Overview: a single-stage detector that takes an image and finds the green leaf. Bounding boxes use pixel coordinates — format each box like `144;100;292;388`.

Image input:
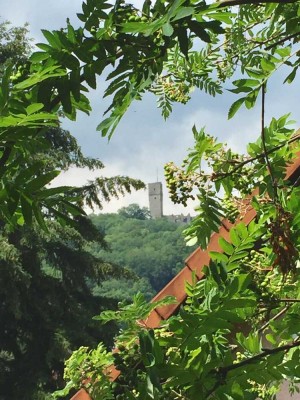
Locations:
226;298;256;309
186;236;198;246
26;171;60;193
189;21;211;43
61;200;85;216
206;11;236;24
162;23;174;37
232;79;260;88
57;78;73;115
26;103;44;115
228;97;245;119
84;64;97;89
237;274;251;292
21;194;33;225
37;186;73;199
0;65;12;111
178;27;189;57
245;68;265;79
245;89;259;110
275;47;291;58
42;29;62;49
172;7;194;22
219;237;234;255
32;203;48;231
209;251;228;263
14;66;67;90
284;67;297;84
229;228;240;246
121;22;151;34
67;23;77;44
29;52;49;62
261;58;275;72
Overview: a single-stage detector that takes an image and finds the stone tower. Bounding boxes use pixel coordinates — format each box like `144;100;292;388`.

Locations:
148;182;163;219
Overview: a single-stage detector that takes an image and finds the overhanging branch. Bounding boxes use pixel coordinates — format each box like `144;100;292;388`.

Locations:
219;339;300;375
218;0;298;7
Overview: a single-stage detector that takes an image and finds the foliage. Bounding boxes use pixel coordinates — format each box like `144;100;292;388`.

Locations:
0;121;144;397
2;0;300;399
56;254;300;400
165;115;299;249
118;204;151;220
2;1;300;226
15;0;298;140
93;277;154;303
53;343;114;400
0;22;145;399
47;1;300;399
0;18;146;229
90;212;196;295
0;217;130;399
0;20;32;72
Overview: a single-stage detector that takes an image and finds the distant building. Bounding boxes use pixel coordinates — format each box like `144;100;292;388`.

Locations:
148;182;163;219
166;213;192;225
148;182;191;224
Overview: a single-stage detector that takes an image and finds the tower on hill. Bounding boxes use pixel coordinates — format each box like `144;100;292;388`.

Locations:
148;182;163;219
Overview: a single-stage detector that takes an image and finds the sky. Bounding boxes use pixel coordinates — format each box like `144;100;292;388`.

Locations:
1;1;300;215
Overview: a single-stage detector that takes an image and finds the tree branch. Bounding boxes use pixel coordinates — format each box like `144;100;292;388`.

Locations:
219;339;300;375
278;298;300;303
214;132;300;181
258;305;289;333
206;330;300;398
265;31;300;51
218;0;298;7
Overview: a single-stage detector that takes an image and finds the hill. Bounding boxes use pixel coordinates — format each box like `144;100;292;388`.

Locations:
90;207;195;301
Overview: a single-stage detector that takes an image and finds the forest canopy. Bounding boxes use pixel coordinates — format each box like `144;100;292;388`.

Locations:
90;209;196;299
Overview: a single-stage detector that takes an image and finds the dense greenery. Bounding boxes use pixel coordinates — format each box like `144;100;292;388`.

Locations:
1;218;121;399
2;0;300;399
0;21;144;399
90;208;196;299
118;204;151;220
42;1;300;399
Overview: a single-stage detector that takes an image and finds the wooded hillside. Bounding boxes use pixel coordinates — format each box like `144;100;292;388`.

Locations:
90;208;196;300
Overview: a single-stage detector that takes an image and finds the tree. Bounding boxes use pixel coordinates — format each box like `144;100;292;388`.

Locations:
118;204;151;220
0;22;146;399
44;1;300;399
0;20;32;72
0;16;147;228
0;123;144;399
90;213;196;295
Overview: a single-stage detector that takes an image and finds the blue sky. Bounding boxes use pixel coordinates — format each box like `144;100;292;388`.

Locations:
1;1;299;215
